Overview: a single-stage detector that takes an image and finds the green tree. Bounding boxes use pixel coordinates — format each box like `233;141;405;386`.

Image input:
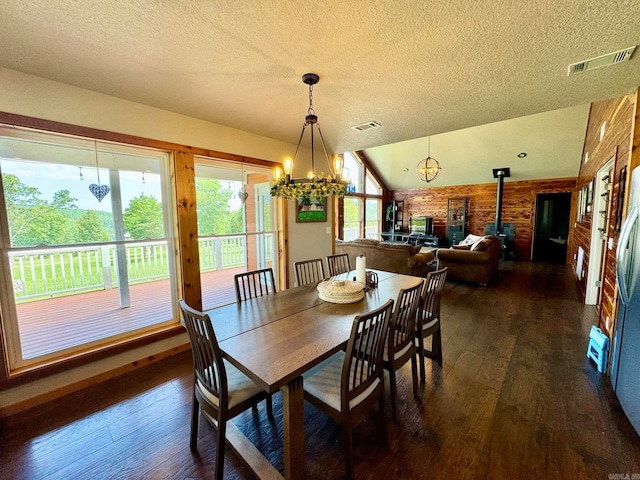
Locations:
123;193;164;240
2;174;77;246
75;210;111;243
195;178;240;235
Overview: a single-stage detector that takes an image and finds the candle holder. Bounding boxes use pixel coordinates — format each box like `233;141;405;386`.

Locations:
366;271;379;288
352;270;378;291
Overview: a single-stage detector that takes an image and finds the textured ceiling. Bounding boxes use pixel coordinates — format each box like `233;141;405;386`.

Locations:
0;0;639;188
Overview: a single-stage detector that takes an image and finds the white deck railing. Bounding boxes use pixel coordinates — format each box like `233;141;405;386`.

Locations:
9;232;275;301
343;225;380;241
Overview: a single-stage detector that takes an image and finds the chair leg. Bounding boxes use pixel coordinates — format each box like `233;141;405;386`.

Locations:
379;392;389;451
215;418;227;480
343;418;355;480
417;335;426;383
410;354;419;398
190;395;199;452
434;330;443;366
266;395;274;418
389;367;398;424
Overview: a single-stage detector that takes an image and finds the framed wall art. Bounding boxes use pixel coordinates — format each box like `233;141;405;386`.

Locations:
577;188;584;223
586;180;594;213
295;196;327;223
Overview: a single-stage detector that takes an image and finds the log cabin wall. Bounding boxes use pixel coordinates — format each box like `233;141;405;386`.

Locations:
573;92;638;337
392;177;577;262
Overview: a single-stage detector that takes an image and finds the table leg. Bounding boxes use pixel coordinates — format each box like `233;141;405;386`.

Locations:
282;376;305;480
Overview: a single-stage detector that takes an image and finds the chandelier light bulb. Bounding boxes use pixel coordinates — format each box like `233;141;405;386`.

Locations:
332;155;344;178
283;157;294;175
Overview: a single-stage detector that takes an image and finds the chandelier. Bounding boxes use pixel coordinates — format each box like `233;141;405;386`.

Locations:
416;136;442;183
271;73;349;201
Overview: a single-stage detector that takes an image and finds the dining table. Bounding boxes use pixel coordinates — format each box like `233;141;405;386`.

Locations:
206;269;424;480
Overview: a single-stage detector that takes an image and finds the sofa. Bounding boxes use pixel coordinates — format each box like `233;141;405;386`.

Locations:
335;238;436;277
436;234;501;285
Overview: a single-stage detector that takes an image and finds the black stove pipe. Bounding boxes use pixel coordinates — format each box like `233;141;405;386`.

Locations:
495;170;505;235
492;167;510;236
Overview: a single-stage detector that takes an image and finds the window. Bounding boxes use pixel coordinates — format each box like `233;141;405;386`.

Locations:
0;126;177;370
365;199;380;238
194;157;277;309
338;152;383;239
343;197;362;241
343;153;362;193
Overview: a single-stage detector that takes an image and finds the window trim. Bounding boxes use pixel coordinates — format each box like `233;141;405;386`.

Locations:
0;111;278;387
338;152;386;239
0;128;179;370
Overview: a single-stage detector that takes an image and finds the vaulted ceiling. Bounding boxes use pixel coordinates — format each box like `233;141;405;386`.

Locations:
1;1;639;188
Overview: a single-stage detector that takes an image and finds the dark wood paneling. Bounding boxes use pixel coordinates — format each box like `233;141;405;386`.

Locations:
392;178;577;261
573;93;637;337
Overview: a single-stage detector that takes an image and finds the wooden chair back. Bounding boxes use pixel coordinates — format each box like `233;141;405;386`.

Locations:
179;300;228;411
234;268;276;303
294;258;326;286
389;281;423;355
341;299;394;413
327;253;351;276
420;267;448;325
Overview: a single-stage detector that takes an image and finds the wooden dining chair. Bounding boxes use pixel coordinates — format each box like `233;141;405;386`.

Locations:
303;299;394;480
384;280;423;423
179;300;272;480
326;253;351;276
294;258;326;286
415;267;448;382
234;267;276;303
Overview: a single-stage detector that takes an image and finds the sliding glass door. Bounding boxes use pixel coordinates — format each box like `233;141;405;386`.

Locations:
194;157;277;309
0;126;177;369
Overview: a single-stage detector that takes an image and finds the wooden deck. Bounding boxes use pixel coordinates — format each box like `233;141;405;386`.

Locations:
16;267;244;360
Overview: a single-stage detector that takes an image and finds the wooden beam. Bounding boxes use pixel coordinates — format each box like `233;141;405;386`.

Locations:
354;150;389;197
174;151;202;311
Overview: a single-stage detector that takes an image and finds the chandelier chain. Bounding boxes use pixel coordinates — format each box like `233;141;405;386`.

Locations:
308;84;315;116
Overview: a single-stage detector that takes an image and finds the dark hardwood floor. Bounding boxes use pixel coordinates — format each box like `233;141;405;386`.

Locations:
2;262;639;479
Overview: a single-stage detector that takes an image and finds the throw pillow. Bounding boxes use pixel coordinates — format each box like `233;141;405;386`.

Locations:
471;237;492;251
459;234;483;246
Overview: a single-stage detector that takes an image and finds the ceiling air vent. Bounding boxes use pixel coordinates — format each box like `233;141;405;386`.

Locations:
351;121;381;132
568;46;636;75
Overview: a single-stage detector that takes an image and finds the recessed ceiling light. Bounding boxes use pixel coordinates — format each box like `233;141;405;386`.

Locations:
517;152;527;158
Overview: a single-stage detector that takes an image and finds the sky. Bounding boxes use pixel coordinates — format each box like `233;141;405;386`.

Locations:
1;158;162;212
1;158;245;212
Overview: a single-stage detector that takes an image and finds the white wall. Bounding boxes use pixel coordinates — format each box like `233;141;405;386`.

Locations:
287;198;334;287
0;68;324;410
0;68;293;161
